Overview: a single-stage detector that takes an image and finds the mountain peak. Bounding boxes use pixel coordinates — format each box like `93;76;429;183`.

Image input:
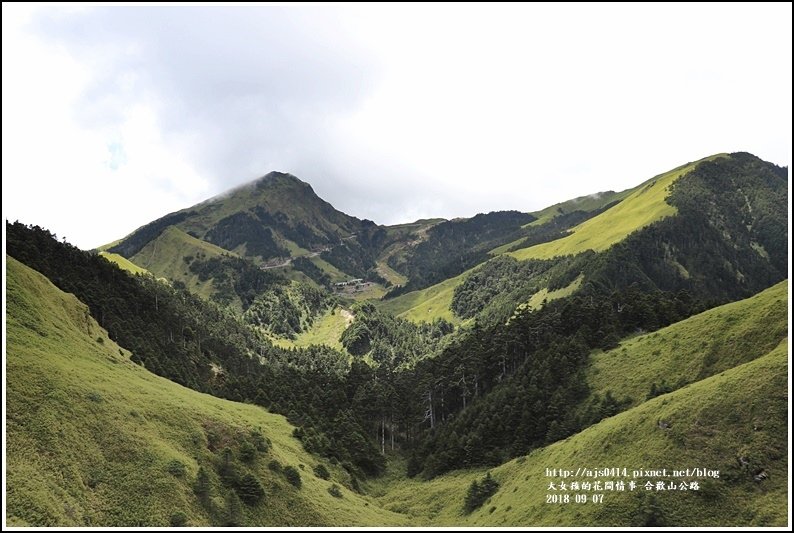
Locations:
256;171;307;187
107;168;367;264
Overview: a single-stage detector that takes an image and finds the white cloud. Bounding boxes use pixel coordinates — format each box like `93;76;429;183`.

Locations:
2;4;791;248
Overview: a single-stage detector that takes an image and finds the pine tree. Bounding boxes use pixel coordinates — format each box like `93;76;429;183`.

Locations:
236;474;265;505
225;491;243;526
193;467;211;507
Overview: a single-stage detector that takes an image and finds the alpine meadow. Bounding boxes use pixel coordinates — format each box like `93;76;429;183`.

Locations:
5;151;789;527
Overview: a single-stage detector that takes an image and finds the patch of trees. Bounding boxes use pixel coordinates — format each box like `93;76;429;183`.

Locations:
253;206;336;250
188;254;285;309
291;257;332;287
406;284;705;478
320;239;378;279
385;211;535;296
582;152;788;303
205;212;290;260
191;426;273;525
450;253;591;322
340;302;454;366
464;472;500;513
243;283;334;338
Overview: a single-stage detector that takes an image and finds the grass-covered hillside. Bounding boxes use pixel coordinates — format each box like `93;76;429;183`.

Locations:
508;155;725;260
586;280;788;408
378;152;785;326
269;307;353;351
129;226;234;300
97;251;150;276
373;283;788;525
377;271;467;324
376;339;787;526
5;257;408;527
380;158;713;323
527;188;633;227
5;257;788;526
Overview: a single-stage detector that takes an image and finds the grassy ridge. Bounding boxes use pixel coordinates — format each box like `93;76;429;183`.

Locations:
587;280;788;408
377;272;466;324
374;340;788;526
508;158;725;261
130;226;234;300
5;257;408;527
97;252;150;276
489;189;635;255
528;188;634;227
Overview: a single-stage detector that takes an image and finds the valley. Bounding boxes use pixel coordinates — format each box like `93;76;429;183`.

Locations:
5;151;789;527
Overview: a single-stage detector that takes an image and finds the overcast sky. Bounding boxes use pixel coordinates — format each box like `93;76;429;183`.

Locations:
2;4;791;249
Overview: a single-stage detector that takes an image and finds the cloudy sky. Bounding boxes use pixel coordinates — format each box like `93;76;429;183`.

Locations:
2;4;791;249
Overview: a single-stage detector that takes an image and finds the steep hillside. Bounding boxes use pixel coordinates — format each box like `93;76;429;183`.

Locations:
377;219;446;282
103;171;396;312
508;155;723;260
380;158;711;323
384;211;535;294
490;170;682;256
183;172;365;251
586;280;788;409
5;256;408;527
97;251;150;276
379;152;786;324
129;226;235;300
528;188;633;227
377;271;467;324
107;172;385;274
7;254;787;526
376;340;788;526
7;222;387;480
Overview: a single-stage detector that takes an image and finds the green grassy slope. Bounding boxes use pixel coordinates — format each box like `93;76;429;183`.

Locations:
97;252;150;276
516;274;584;313
489;190;629;255
5;257;409;527
375;340;788;526
376;260;408;287
130;226;234;300
95;239;123;252
6;254;788;527
509;155;726;260
307;256;349;283
270;307;353;351
587;280;788;408
377;272;466;324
